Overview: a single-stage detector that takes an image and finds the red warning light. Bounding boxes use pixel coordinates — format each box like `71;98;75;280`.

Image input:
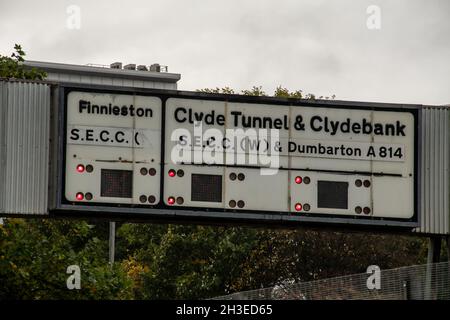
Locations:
76;164;85;173
167;196;175;205
295;203;302;211
76;192;84;201
295;176;302;184
168;169;176;177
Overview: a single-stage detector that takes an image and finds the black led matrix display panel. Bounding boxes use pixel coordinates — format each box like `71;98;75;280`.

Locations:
317;181;349;209
191;174;222;202
101;169;133;198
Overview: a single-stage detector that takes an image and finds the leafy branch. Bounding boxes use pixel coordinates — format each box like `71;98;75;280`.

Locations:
0;44;47;80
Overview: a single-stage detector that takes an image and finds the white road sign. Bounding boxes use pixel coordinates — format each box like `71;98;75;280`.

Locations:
164;98;415;219
63;90;417;224
65;91;162;205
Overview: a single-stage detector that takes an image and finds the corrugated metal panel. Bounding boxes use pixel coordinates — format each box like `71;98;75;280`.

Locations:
113;78;124;86
34;60;179;89
415;107;450;234
24;60;181;84
45;71;178;90
0;81;7;209
100;77;113;86
0;80;50;215
133;80;144;88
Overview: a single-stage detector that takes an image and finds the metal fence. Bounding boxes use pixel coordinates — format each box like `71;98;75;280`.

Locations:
214;261;450;300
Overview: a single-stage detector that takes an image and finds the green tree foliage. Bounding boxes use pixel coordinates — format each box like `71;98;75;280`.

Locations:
117;224;261;299
0;219;133;299
197;87;236;95
197;85;329;100
115;223;426;299
0;44;47;80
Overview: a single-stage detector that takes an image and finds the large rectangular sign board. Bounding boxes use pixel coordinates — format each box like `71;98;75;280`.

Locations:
55;85;419;229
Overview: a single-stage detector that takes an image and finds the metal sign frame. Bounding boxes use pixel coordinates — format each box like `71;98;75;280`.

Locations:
51;83;421;230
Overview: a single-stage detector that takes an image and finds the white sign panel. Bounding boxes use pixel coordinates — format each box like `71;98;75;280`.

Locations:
62;90;417;224
65;91;162;205
164;98;415;219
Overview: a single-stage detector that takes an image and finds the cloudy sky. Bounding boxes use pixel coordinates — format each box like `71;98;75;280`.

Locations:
0;0;449;105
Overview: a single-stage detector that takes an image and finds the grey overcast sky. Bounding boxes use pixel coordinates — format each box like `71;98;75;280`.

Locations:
0;0;449;105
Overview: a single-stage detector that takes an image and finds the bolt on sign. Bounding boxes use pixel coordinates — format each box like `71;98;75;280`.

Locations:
57;86;419;229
